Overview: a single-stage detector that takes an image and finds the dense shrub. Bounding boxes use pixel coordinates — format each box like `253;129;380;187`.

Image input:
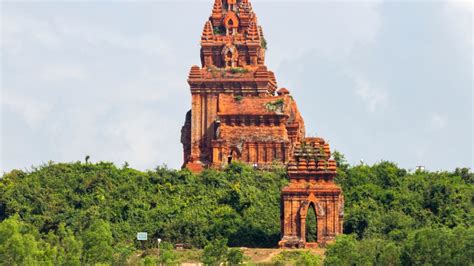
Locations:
201;238;229;265
273;250;321;266
0;156;472;264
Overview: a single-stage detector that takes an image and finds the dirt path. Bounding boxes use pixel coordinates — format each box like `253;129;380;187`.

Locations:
243;248;282;263
243;248;326;263
135;248;327;265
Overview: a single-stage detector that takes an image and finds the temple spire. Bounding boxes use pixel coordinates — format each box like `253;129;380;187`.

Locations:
201;21;214;42
239;0;252;27
211;0;223;26
212;0;222;13
247;20;260;42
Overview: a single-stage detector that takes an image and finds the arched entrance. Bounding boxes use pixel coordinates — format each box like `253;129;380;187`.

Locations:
305;202;318;243
279;139;344;249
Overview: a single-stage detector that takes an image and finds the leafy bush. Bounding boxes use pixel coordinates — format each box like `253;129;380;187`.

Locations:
142;255;158;266
227;248;245;265
82;219;114;264
261;36;268;49
401;227;474;265
0;215;44;265
0;156;472;264
230;67;249;74
201;238;228;265
272;250;320;266
157;242;178;265
264;99;285;112
324;228;473;266
213;26;224;35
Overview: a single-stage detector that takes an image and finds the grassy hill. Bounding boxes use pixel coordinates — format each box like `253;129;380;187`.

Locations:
0;155;472;265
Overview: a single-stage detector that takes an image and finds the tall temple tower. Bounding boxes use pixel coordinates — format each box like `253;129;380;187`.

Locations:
181;0;305;172
180;0;343;247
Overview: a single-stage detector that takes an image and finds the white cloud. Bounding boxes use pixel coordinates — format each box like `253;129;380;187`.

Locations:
443;0;473;50
1;7;185;172
431;113;448;130
1;90;52;127
1;13;62;53
354;77;388;113
53;16;172;57
446;0;473;11
2;11;173;60
107;68;184;104
263;1;382;69
104;109;176;169
44;102;179;170
39;64;87;82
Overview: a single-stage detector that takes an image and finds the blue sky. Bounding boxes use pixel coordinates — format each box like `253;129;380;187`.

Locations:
1;0;472;172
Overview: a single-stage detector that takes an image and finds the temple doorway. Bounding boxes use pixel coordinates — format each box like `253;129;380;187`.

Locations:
305;203;318;243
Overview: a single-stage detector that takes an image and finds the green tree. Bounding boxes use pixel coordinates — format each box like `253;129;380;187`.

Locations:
82;219;113;265
0;215;43;265
113;243;135;265
295;251;321;266
272;251;320;266
201;238;228;265
157;242;178;265
324;235;358;266
227;248;244;265
402;227;473;265
378;242;401;266
0;158;472;264
53;223;83;266
142;255;158;266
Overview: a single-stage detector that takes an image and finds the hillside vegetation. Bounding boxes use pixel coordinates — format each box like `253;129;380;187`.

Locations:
0;154;472;265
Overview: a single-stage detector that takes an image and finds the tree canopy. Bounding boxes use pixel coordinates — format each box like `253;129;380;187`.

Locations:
0;155;472;265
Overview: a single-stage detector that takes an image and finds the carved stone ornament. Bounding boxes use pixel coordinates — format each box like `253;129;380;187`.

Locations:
316;202;325;216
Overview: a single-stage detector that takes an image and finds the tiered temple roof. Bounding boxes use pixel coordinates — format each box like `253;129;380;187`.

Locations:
180;0;344;248
287;138;338;177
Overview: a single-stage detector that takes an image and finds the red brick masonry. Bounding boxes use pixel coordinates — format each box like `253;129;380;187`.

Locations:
180;0;343;246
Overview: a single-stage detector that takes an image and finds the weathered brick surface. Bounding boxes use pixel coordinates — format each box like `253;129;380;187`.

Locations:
181;0;304;170
180;0;344;247
279;139;344;248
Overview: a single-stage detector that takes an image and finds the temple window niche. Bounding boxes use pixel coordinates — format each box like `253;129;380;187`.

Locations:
224;11;238;36
226;51;233;67
222;45;237;68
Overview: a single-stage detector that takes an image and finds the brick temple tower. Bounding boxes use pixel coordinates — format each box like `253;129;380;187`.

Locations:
181;0;305;172
279;138;344;248
180;0;344;247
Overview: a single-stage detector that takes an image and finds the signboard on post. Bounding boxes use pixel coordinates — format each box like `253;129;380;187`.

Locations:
137;232;148;241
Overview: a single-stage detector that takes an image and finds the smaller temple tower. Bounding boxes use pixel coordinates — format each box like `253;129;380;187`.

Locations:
279;138;344;248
